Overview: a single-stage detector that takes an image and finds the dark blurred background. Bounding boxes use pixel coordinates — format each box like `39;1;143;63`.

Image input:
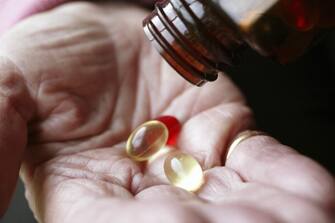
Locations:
1;21;334;223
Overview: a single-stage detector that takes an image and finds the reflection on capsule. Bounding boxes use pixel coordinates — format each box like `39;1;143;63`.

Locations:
126;120;168;161
164;152;204;192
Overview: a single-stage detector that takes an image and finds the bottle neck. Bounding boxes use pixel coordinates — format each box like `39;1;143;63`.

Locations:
143;0;244;86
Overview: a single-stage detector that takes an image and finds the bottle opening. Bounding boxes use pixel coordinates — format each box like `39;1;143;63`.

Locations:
143;0;239;86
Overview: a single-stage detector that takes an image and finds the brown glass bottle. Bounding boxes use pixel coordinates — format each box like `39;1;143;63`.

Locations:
143;0;335;86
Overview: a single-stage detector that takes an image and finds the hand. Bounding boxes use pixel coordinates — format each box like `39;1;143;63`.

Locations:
0;2;334;223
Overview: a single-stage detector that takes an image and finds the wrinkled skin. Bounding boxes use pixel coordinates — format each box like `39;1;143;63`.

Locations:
0;2;334;223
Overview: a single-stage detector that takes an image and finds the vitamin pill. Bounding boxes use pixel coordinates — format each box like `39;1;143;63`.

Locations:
126;120;168;161
164;152;204;192
156;116;181;146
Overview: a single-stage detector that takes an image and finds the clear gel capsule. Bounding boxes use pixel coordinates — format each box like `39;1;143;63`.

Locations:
164;152;204;192
126;120;168;161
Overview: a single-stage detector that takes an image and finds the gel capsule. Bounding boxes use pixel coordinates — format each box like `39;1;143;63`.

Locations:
126;120;168;161
156;116;181;146
164;152;204;192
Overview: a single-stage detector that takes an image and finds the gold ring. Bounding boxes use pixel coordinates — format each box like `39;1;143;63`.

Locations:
226;130;266;161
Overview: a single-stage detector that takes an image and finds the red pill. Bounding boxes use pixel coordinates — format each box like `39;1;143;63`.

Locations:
156;116;181;146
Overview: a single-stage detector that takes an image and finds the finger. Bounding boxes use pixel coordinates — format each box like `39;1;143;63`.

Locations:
197;166;333;222
205;183;332;223
177;102;253;169
0;56;34;216
226;134;335;209
165;75;253;169
146;62;253;167
158;74;247;123
192;203;281;223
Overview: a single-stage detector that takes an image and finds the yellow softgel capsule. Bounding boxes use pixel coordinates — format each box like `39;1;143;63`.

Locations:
164;152;204;192
126;120;168;161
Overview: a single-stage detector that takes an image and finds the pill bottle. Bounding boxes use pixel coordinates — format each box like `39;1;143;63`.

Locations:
143;0;335;86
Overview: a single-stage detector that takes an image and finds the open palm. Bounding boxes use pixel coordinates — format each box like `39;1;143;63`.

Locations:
0;2;334;223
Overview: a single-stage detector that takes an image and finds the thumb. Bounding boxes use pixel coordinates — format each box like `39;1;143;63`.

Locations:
0;56;34;216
